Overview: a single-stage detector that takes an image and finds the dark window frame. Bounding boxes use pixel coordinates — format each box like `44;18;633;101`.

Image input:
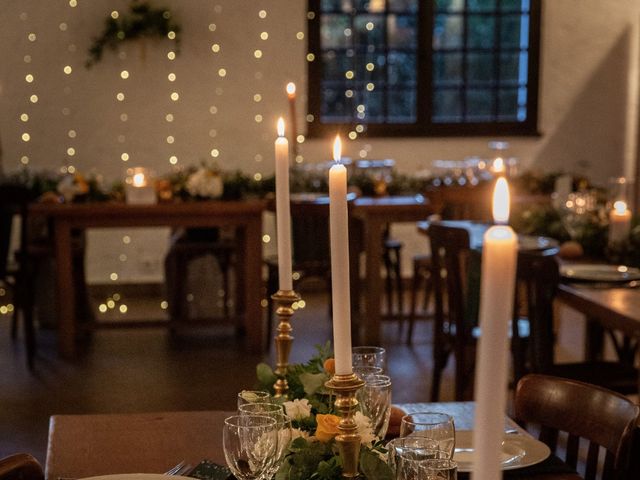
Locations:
307;0;541;138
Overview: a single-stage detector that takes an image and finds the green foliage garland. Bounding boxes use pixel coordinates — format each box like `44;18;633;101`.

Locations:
86;0;181;68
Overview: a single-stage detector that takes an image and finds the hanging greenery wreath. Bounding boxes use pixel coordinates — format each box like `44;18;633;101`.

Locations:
86;0;181;68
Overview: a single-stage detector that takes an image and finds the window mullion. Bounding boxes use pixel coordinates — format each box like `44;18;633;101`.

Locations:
461;0;469;122
494;0;503;120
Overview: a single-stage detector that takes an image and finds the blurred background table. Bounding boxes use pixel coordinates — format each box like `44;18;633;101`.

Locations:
29;200;266;358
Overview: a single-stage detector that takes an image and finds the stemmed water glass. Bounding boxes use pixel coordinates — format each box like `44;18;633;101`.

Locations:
352;346;386;372
237;390;271;408
400;412;455;459
238;403;292;478
357;374;392;439
223;414;278;480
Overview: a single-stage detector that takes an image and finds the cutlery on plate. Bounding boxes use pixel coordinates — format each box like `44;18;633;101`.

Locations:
165;461;192;476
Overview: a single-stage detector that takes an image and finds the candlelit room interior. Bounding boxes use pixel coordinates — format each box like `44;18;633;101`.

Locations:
2;1;640;479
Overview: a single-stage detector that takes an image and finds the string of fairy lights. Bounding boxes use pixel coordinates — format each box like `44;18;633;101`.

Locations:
3;1;352;318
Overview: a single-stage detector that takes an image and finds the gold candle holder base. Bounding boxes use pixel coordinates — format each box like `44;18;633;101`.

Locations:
325;372;366;478
272;289;301;398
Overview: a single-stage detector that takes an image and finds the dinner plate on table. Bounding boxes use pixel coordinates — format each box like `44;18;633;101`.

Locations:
80;474;193;480
560;264;640;282
453;430;550;472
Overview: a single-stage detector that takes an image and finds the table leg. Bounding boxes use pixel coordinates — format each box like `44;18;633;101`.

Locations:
361;217;384;345
585;316;605;361
241;215;264;353
54;220;76;358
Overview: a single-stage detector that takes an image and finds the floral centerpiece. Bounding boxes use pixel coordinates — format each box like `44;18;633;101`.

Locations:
255;343;393;480
184;164;224;199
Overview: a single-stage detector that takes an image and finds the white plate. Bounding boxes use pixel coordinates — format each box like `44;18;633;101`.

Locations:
81;474;193;480
560;264;640;282
453;431;550;472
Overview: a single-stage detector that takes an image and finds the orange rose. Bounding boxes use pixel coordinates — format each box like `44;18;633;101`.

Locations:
315;414;341;442
323;358;335;375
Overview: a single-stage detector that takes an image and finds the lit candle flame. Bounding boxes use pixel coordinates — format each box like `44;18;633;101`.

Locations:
132;172;146;187
492;157;505;173
333;135;342;162
492;177;510;224
286;82;296;98
277;117;285;137
614;200;628;215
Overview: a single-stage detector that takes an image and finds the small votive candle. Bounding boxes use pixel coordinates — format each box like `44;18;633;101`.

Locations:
609;200;631;245
125;167;157;205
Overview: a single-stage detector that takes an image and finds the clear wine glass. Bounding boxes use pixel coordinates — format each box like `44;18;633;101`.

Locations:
223;414;277;480
400;412;455;459
357;374;392;439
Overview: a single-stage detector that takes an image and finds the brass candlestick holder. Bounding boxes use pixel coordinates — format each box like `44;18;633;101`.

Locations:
325;372;366;478
272;289;301;397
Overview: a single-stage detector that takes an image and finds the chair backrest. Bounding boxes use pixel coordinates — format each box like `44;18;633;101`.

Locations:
0;453;44;480
513;248;561;373
289;199;331;269
515;374;640;480
0;184;33;279
428;223;477;340
427;183;494;221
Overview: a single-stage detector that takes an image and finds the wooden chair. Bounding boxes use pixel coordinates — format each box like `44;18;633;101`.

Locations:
515;374;640;480
406;253;433;343
164;228;236;329
265;198;333;339
514;250;638;394
0;454;44;480
0;184;37;369
428;221;536;400
407;184;491;344
428;222;480;401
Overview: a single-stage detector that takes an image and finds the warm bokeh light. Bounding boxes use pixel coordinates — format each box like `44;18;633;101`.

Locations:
132;172;146;187
492;157;505;173
333;135;342;162
277;117;285;136
286;82;296;98
492;177;510;224
614;200;628;214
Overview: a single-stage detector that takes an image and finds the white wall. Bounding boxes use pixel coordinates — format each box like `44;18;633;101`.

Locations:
1;0;639;283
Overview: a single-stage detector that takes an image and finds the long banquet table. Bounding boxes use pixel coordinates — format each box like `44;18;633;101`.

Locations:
29;199;267;358
44;402;580;480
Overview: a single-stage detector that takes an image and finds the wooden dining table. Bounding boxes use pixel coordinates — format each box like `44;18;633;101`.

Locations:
44;402;580;480
557;281;640;362
29;199;267;358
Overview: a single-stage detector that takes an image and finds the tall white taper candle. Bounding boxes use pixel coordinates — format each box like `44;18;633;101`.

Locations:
329;135;353;375
275;118;293;291
472;177;518;480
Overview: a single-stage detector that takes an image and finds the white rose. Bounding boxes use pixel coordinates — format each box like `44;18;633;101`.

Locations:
290;428;310;441
186;169;223;198
283;398;312;420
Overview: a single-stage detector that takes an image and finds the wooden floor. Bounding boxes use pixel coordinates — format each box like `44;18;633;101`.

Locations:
0;287;449;464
